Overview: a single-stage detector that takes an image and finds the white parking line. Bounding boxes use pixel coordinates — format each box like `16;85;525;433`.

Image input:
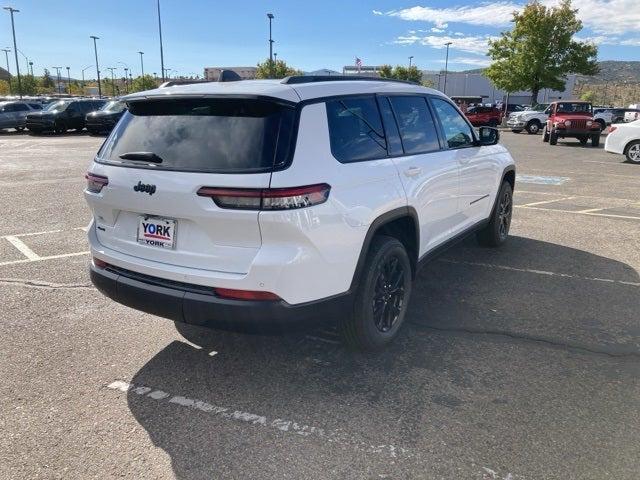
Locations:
515;205;640;221
519;196;575;207
438;258;640;287
4;236;40;260
0;251;89;267
107;380;409;458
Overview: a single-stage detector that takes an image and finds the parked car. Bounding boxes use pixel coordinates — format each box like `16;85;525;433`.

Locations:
507;103;549;134
624;106;640;123
85;76;516;351
464;105;502;127
542;101;601;147
604;120;640;163
86;100;127;135
26;98;106;134
0;101;42;132
503;104;526;116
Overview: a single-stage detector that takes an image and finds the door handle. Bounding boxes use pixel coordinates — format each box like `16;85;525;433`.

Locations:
404;167;422;177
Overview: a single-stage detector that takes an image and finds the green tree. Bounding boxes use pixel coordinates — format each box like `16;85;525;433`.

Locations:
130;75;157;93
485;0;598;104
255;59;303;79
379;64;422;84
41;69;55;89
580;90;595;102
0;79;9;95
10;75;38;95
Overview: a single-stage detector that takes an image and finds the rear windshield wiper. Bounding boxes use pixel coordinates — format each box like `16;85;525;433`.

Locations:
119;152;164;163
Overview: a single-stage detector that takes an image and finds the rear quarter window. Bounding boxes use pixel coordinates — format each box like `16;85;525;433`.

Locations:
97;98;295;173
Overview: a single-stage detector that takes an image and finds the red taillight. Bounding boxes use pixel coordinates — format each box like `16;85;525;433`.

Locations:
86;172;109;193
92;257;109;269
609;126;617;133
214;287;281;301
197;183;331;211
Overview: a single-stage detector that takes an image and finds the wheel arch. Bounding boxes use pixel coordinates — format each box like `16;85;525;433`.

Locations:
624;139;640;155
350;207;420;289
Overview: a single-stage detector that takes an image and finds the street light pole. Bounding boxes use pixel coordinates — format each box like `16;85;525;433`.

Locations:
106;67;116;96
123;68;129;93
274;52;277;62
267;13;274;77
52;66;62;94
138;51;144;77
1;48;10;94
409;55;413;67
90;36;102;97
157;0;165;82
4;7;22;98
81;65;93;88
443;41;452;95
66;66;71;95
29;61;33;76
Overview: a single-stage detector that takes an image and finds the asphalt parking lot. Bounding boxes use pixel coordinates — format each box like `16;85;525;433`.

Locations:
1;129;639;479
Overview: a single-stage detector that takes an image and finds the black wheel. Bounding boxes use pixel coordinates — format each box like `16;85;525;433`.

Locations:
525;120;541;134
595;119;606;131
542;126;549;142
340;236;412;351
488;119;499;127
54;120;67;134
591;134;600;147
28;128;42;135
579;136;588;145
511;129;522;134
549;129;558;145
476;181;513;248
625;141;640;163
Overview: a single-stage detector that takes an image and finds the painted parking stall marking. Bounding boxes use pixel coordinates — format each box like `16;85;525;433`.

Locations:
107;380;410;459
516;174;570;185
0;225;90;266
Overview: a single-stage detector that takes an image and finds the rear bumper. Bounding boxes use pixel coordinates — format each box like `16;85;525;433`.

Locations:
90;263;352;333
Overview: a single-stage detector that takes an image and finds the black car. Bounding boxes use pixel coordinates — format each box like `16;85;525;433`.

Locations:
26;99;106;134
86;100;127;135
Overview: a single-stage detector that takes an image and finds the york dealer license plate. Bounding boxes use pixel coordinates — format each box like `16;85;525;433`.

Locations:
137;216;176;249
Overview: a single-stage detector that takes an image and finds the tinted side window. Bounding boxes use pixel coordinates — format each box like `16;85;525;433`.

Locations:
326;97;387;163
3;104;16;112
431;98;474;149
14;103;29;111
389;96;439;154
377;97;403;156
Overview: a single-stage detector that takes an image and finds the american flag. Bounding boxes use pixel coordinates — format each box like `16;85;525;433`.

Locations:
355;57;362;72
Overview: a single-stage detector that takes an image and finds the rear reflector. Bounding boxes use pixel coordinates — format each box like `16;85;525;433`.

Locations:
92;257;109;269
197;183;331;210
609;126;617;133
86;172;109;193
214;287;281;301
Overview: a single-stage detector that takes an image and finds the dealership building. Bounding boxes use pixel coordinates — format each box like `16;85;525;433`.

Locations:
204;67;257;81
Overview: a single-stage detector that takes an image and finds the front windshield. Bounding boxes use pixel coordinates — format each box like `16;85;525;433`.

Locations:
45;101;69;112
556;102;592;114
101;101;126;113
532;104;549;112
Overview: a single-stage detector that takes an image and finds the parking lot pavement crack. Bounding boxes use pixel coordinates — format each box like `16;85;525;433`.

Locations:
410;323;640;360
0;277;94;291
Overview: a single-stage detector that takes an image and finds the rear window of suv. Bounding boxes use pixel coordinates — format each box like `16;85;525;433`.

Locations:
97;98;295;173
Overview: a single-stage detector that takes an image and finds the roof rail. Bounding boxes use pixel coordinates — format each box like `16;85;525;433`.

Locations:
281;75;419;85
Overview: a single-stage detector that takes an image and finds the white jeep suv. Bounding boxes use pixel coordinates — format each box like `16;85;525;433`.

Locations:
85;76;515;350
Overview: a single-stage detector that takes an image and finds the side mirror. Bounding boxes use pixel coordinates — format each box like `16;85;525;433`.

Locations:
477;126;499;146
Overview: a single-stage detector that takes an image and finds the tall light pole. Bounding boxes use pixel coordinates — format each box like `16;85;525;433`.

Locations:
81;65;93;88
52;66;62;94
267;13;274;77
157;0;165;82
123;67;129;93
443;42;452;95
90;36;101;97
409;55;413;67
1;48;10;94
138;51;144;77
29;61;33;76
66;66;71;94
106;67;116;96
4;7;22;98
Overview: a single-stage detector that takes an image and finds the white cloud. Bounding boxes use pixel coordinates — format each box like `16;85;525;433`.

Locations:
454;32;465;36
372;9;383;15
384;1;640;36
620;38;640;47
446;56;493;67
394;34;497;55
431;27;446;33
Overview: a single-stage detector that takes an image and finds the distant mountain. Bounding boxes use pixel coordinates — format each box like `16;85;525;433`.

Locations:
456;61;640;84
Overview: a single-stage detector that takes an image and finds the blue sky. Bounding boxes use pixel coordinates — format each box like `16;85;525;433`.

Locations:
1;1;638;80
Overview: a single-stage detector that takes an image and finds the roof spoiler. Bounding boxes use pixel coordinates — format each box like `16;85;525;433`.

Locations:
281;75;418;85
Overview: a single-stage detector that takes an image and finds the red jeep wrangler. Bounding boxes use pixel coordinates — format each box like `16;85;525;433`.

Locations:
542;101;601;147
464;106;502;127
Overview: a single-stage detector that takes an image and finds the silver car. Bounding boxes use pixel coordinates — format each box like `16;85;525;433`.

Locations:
0;101;42;132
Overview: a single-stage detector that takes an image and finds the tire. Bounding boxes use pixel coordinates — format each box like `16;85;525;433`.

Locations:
595;119;606;131
488;119;499;128
340;235;412;351
54;120;67;134
511;129;522;134
624;140;640;163
579;136;588;145
525;120;541;134
591;134;600;147
476;181;513;248
542;126;549;143
549;129;558;145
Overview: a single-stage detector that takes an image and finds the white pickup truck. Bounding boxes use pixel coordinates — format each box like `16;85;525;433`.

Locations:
507;104;549;134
